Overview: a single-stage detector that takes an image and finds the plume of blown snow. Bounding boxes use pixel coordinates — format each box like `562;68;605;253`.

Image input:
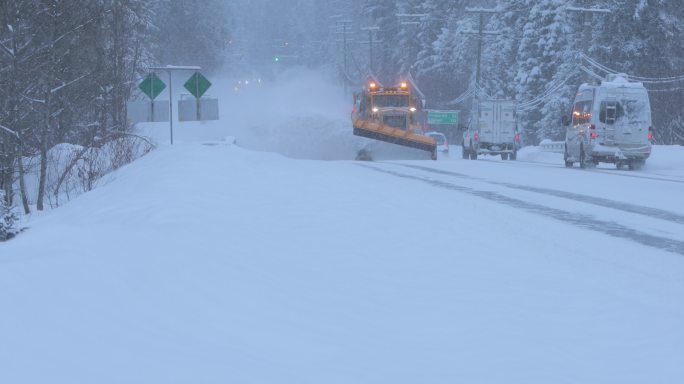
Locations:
137;68;369;160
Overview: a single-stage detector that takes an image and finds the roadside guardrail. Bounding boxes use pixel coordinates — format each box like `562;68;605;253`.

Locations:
539;139;565;153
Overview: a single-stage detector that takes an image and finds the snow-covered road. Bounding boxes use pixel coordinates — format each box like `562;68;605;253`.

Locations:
378;149;684;253
3;72;684;383
2;139;683;384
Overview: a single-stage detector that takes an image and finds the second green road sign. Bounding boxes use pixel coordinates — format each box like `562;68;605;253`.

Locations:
184;72;212;99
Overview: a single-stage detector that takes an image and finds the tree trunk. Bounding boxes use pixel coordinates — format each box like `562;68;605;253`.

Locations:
36;142;48;211
17;142;30;214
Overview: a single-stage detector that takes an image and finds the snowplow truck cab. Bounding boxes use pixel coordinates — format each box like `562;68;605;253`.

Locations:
352;81;437;156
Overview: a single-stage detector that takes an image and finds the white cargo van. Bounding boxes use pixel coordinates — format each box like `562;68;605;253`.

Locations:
462;100;519;160
564;74;652;169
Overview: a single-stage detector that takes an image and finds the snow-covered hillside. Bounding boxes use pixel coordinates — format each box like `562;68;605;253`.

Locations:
2;73;684;384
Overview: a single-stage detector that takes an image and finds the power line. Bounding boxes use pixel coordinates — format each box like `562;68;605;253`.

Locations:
516;71;580;111
566;1;611;83
580;53;684;83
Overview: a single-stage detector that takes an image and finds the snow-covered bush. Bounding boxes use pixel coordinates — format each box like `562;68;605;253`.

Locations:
22;134;155;208
0;190;18;241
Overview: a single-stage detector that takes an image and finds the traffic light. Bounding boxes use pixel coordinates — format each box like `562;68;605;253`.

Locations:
274;56;280;63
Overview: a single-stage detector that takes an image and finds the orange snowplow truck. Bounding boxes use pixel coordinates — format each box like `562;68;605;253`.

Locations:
352;81;437;158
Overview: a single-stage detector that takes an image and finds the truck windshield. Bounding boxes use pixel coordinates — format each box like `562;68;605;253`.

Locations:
373;94;410;108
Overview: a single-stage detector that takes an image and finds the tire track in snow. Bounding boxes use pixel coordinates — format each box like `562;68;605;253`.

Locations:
587;168;684;184
474;156;684;185
360;164;684;256
397;164;684;225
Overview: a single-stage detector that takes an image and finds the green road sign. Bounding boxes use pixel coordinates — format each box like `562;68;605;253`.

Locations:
184;71;212;99
138;73;166;100
428;110;459;125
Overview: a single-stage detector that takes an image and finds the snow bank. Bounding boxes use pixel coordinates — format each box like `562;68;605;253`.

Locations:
20;136;154;209
517;144;684;177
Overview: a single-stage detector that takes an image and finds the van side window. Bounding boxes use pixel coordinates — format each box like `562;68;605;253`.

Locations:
572;101;592;124
623;99;648;124
599;101;623;125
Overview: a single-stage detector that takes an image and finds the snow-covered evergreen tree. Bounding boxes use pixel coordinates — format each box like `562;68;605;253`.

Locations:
413;0;451;99
514;0;577;143
592;0;684;144
363;0;401;82
152;0;231;74
421;1;471;105
0;190;17;241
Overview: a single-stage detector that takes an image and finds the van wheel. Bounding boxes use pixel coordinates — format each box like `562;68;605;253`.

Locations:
628;160;644;170
501;153;508;160
579;144;587;169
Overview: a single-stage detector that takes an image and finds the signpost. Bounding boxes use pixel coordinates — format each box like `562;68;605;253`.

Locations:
140;66;217;143
149;65;201;145
184;71;212;120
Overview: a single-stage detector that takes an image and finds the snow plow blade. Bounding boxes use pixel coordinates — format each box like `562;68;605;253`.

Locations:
353;118;437;153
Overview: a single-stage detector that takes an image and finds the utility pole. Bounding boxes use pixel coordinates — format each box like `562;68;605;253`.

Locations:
566;1;610;82
463;7;500;87
567;0;610;50
396;13;425;73
360;26;380;73
343;23;349;76
334;19;354;92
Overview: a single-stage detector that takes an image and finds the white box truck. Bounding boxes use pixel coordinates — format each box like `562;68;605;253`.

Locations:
462;100;519;160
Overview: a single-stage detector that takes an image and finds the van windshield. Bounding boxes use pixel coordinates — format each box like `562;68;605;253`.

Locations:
572;100;592;124
429;134;445;144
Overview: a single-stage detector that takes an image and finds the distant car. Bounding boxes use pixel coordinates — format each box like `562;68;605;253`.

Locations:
426;131;449;154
